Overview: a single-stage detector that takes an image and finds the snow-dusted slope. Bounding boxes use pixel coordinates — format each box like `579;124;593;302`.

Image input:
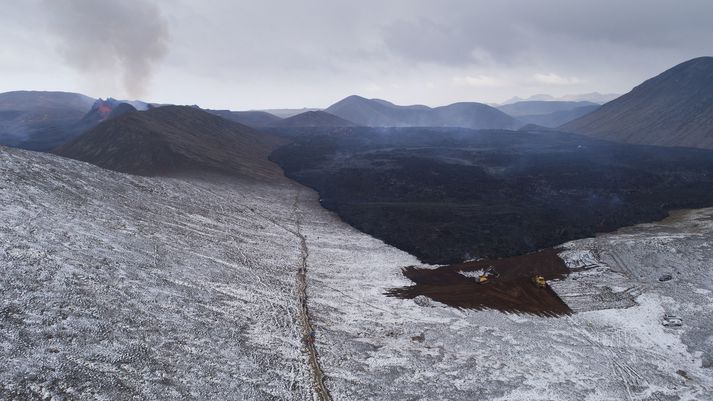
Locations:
0;146;318;399
2;145;712;400
302;204;713;400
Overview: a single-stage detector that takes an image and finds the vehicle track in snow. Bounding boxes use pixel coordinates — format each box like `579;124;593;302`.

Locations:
292;189;333;401
189;176;332;399
209;176;332;399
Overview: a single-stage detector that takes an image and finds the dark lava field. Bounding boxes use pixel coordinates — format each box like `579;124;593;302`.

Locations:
271;127;713;265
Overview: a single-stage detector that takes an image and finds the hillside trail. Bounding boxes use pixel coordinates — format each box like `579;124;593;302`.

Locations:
211;175;332;400
291;188;333;401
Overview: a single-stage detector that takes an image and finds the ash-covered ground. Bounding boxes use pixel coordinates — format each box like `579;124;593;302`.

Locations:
2;145;712;400
303;206;713;400
0;147;315;400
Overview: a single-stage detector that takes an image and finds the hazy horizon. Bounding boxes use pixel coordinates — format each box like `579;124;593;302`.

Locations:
2;0;712;110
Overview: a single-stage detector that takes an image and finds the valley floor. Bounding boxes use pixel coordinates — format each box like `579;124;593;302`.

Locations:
1;146;711;400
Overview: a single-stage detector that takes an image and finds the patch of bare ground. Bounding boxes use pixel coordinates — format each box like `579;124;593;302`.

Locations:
387;248;572;316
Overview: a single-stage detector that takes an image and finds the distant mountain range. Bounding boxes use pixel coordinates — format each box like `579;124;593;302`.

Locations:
56;106;282;178
0;91;95;151
5;56;713;152
325;95;519;130
501;92;620;105
497;101;600;128
271;110;358;128
0;92;154;151
206;109;282;127
261;107;321;118
561;57;713;149
497;100;597;117
518;105;600;128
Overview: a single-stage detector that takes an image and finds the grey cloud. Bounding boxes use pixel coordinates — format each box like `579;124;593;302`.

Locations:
3;0;712;108
518;0;713;48
379;0;713;67
44;0;168;97
382;19;475;64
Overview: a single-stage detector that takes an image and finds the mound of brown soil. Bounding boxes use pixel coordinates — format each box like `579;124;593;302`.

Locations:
387;248;572;316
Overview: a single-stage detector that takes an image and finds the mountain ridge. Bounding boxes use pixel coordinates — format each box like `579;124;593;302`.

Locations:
56;106;283;178
206;109;282;127
325;95;519;129
561;56;713;149
502;92;619;105
271;110;358;127
0;91;96;150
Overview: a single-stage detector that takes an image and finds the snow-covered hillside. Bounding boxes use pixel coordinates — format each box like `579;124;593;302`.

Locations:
1;145;711;400
0;146;317;399
303;204;713;400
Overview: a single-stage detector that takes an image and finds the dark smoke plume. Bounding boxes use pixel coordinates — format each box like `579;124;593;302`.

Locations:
45;0;168;97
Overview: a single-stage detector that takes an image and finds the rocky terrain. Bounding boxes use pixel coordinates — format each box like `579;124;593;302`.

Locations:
3;144;711;400
2;1;712;397
271;126;713;264
3;58;713;401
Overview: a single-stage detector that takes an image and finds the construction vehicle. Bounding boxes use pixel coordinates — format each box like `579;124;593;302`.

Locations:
477;266;499;284
532;275;547;288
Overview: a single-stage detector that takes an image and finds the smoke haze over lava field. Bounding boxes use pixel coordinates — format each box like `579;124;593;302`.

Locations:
3;1;713;400
271;127;713;264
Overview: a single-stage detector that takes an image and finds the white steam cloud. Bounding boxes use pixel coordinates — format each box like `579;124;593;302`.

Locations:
45;0;168;98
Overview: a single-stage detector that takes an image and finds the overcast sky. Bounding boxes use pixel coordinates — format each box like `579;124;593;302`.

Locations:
1;0;711;109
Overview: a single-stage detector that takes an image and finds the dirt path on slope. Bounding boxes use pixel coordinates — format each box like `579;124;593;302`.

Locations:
292;191;333;401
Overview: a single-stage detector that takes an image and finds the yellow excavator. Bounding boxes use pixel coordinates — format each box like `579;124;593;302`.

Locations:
532;275;547;288
477;267;499;284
